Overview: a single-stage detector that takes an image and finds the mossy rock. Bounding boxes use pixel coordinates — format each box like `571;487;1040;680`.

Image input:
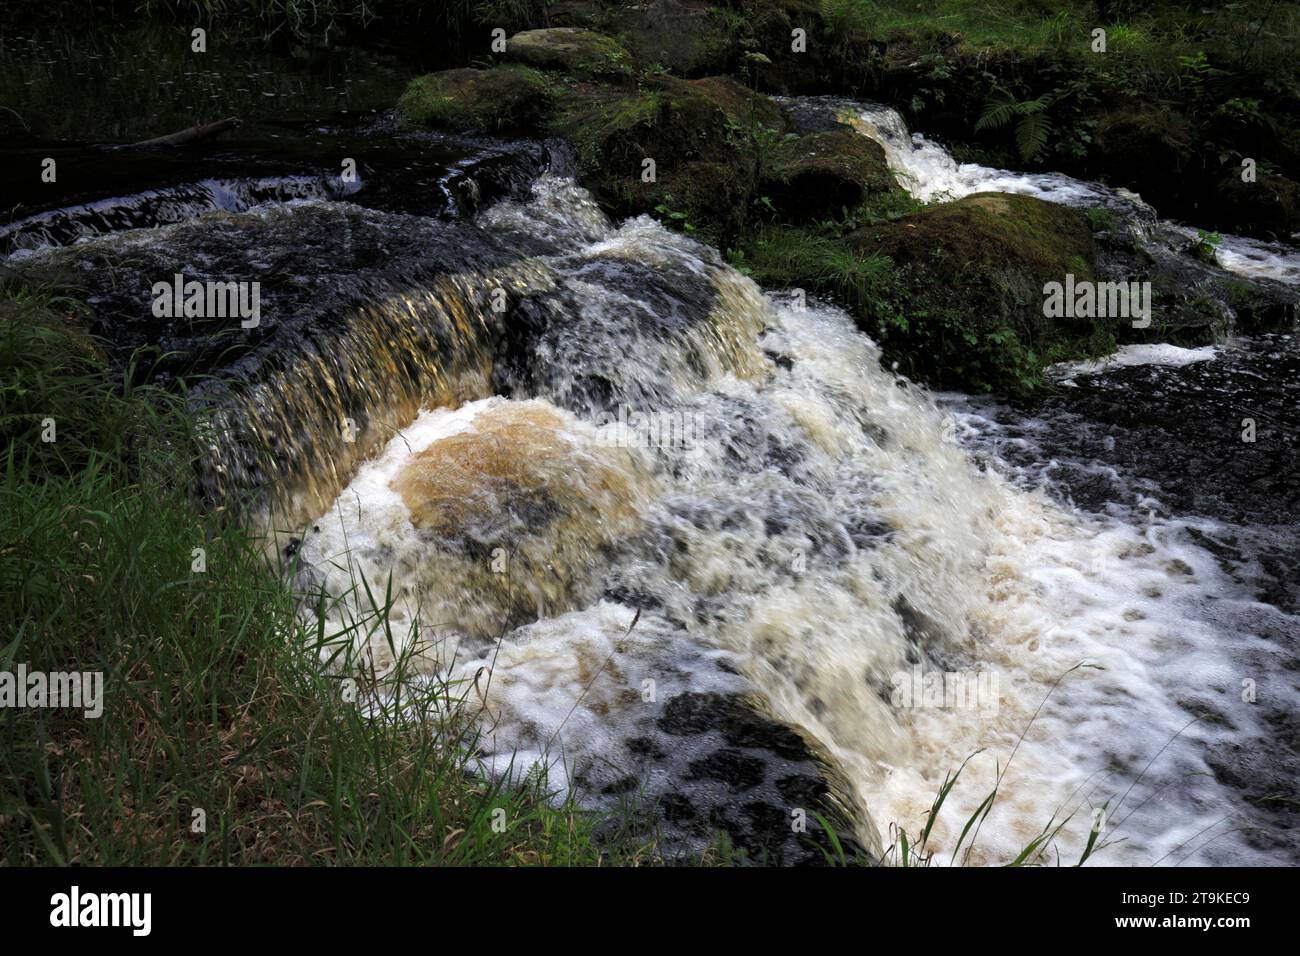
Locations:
848;192;1102;393
550;75;786;173
505;27;633;77
550;1;736;77
550;74;790;235
396;67;552;132
745;0;835;92
655;75;789;140
617;0;735;76
765;127;901;221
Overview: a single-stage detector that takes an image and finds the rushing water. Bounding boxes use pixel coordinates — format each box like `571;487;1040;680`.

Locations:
5;76;1297;863
293;169;1297;865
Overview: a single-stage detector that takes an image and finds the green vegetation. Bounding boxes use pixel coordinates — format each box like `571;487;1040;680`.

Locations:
396;66;552;132
738;192;1118;395
1084;206;1117;233
1191;227;1223;263
975;86;1064;163
504;27;633;77
132;0;549;41
714;0;1300;240
0;289;653;865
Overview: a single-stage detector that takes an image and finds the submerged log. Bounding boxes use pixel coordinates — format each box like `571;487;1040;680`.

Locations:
127;117;241;148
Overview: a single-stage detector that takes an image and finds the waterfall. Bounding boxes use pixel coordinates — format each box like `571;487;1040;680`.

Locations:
7;131;1295;865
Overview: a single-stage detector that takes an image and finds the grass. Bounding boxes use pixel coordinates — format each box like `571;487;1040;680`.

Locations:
879;663;1230;867
0;288;655;865
736;223;900;320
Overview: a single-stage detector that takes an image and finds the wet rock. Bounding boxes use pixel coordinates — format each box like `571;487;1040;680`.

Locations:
687;748;767;790
397;66;553;132
385;401;651;636
766;126;901;221
848;192;1099;393
4;201;532;525
646;690;871;865
1032;332;1300;529
1090;218;1297;340
658;691;817;761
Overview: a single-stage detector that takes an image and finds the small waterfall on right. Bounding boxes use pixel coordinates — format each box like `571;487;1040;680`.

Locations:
832;98;1300;288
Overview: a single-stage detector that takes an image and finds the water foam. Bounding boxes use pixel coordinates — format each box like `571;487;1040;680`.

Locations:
298;177;1280;863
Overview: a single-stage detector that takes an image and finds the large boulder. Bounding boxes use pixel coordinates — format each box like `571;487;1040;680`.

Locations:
610;0;734;76
549;0;735;76
847;192;1101;393
765;126;901;221
373;399;651;637
504;27;632;77
549;75;791;239
396;66;552;132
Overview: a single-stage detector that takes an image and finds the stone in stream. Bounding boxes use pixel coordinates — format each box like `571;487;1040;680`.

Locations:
396;66;554;133
646;690;870;865
503;27;633;77
767;126;903;221
383;401;653;639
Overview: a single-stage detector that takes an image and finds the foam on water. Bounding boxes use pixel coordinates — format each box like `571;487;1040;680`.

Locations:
1054;343;1221;379
298;176;1284;863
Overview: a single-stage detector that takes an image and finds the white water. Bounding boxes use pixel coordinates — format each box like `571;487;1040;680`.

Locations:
296;172;1294;865
841;100;1300;288
1053;343;1221;379
1;175;362;255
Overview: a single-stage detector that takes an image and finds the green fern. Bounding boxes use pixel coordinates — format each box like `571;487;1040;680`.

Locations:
975;88;1058;162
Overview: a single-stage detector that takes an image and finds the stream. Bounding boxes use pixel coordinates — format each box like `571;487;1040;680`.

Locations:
3;29;1297;866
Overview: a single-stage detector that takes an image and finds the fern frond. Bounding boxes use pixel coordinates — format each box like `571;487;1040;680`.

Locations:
976;99;1017;131
1018;92;1056;114
1015;112;1053;161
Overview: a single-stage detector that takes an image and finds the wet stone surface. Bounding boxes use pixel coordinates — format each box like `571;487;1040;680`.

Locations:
589;691;868;866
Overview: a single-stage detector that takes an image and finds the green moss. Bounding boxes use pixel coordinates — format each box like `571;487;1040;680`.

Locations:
846;192;1101;393
1084;206;1116;233
550;86;662;172
548;74;792;241
505;27;633;77
396;66;552;132
766;127;901;220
